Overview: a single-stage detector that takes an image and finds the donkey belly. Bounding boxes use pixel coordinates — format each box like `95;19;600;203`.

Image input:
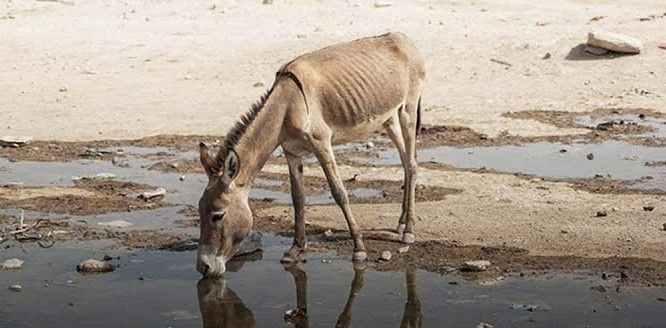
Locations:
329;105;399;146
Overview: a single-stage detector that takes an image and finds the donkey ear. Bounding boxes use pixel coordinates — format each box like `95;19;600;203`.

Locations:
199;142;216;179
221;149;240;185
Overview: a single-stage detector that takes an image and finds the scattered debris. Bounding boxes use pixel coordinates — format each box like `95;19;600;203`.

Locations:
490;58;512;67
644;161;666;167
643;206;655;212
0;258;24;270
374;1;393;8
596;211;608;217
97;220;133;228
0;136;33;148
398;246;410;254
586;153;594;160
8;284;22;292
139;187;166;200
587;30;643;54
460;260;491;272
512;303;538;312
77;259;115;273
379;250;392;261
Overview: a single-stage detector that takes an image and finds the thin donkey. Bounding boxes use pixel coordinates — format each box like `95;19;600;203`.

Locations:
197;32;425;277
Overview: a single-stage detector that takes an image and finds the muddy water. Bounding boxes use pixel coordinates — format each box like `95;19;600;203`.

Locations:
1;237;665;328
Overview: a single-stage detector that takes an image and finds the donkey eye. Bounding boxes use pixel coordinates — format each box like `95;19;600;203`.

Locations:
211;212;226;222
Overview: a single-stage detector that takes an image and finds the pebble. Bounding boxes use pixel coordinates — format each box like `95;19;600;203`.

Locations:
76;259;115;273
169;163;179;169
477;323;494;328
658;41;666;50
663;223;666;231
366;141;374;149
139;187;166;200
586;153;594;160
59;85;69;92
460;260;491;272
8;284;22;292
1;258;24;270
596;211;608;217
324;229;333;237
643;205;654;212
398;246;410;254
379;251;392;261
587;29;643;54
374;1;393;8
179;176;186;181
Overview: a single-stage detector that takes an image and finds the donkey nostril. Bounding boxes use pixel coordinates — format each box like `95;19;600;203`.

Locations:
202;264;210;274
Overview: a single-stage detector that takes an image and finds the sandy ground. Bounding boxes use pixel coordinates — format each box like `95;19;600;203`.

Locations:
1;1;665;269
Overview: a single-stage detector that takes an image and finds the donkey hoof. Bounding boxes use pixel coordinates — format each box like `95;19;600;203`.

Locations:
352;251;367;262
402;233;415;244
280;255;297;264
396;223;406;235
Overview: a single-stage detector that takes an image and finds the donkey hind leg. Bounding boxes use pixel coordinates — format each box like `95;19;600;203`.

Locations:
308;133;367;261
382;114;410;236
397;95;420;244
281;152;308;263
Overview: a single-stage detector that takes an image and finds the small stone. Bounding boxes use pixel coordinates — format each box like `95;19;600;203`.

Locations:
179;176;186;181
262;0;273;4
77;259;115;273
324;229;333;237
542;52;551;60
1;258;24;270
8;284;22;292
643;205;654;212
102;255;113;261
585;45;609;56
461;260;491;272
253;81;265;88
169;163;179;169
139;187;166;200
611;207;619;212
321;259;332;264
379;251;392;261
587;29;643;54
477;323;494;328
560;229;569;234
366;141;374;149
596;211;608;217
662;223;666;231
658;41;666;50
59;85;69;92
586;153;594;160
374;1;393;8
398;246;409;254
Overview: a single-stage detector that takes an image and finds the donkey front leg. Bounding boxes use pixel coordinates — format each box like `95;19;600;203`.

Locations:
281;152;308;263
309;135;367;261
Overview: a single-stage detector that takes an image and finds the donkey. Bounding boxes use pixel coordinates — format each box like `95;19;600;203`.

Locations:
197;32;425;277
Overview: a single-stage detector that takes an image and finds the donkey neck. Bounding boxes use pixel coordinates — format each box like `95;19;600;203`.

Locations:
232;81;294;187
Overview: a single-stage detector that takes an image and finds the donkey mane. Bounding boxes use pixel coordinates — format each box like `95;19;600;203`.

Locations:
214;87;274;169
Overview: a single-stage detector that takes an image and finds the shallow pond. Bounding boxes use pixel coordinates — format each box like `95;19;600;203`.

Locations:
1;236;665;328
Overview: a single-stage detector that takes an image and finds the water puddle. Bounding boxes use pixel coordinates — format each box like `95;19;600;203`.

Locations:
354;141;666;190
1;237;664;328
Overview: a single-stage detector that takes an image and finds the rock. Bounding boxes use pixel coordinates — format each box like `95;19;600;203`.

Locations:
77;259;115;273
262;0;273;4
179;176;186;181
366;141;374;149
235;231;262;256
374;1;393;8
253;81;265;87
398;246;410;254
477;323;494;328
59;85;69;92
321;259;332;264
139;187;166;200
8;284;22;292
512;303;538;312
102;255;114;261
461;260;491;272
643;205;654;212
324;229;333;238
97;220;132;228
659;41;666;50
585;45;609;56
587;30;642;54
169;163;179;169
379;251;392;261
1;258;24;270
596;211;608;217
542;52;551;60
0;136;33;147
662;222;666;231
586;153;594;160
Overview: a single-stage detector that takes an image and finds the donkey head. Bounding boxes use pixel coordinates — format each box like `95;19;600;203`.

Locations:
196;143;253;277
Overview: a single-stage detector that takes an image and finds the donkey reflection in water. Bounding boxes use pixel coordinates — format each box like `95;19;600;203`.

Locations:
197;32;425;277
